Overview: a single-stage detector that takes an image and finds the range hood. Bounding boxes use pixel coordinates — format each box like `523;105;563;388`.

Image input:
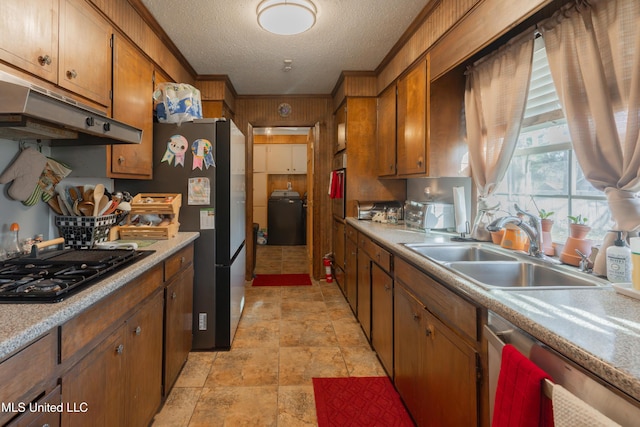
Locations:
0;71;142;145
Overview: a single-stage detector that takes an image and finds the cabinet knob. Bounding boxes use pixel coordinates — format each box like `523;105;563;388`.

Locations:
172;291;177;300
38;54;52;66
116;344;124;354
134;326;142;335
389;164;393;171
118;156;125;164
384;284;391;292
417;157;424;167
66;69;77;79
180;256;186;264
425;325;434;337
43;424;51;427
413;312;420;321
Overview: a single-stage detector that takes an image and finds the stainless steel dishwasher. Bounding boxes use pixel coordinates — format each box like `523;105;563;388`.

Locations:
485;312;640;426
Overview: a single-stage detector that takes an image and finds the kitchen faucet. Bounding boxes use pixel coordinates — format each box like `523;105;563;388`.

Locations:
487;204;559;263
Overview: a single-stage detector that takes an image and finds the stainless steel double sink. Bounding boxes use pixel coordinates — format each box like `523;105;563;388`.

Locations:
403;243;608;290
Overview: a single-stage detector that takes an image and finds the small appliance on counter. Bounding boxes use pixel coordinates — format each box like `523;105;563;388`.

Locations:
404;200;455;231
356;201;404;220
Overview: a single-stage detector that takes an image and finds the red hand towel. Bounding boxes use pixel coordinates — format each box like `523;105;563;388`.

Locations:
336;171;343;198
329;170;339;199
493;344;554;427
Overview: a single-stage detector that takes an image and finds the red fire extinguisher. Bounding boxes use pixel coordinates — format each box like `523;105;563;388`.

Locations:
323;255;333;283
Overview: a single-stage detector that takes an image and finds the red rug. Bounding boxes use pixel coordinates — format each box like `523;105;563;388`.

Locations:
252;273;312;287
313;377;415;426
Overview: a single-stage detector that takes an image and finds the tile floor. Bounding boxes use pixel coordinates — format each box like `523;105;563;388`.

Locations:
152;245;385;426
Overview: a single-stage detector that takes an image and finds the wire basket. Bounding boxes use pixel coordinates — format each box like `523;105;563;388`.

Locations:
55;215;117;249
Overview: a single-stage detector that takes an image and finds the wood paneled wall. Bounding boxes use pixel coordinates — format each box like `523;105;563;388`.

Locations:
234;96;332;280
254;135;308;145
332;71;377;112
91;0;194;84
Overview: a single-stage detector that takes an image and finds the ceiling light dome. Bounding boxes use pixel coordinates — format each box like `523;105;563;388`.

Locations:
257;0;317;36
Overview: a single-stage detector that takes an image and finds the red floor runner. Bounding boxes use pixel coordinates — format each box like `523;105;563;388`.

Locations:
313;377;415;426
252;273;312;286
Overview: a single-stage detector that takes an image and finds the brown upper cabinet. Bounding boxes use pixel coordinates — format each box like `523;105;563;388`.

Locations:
0;0;59;84
376;84;397;176
58;0;112;107
0;0;112;107
377;56;469;178
109;34;154;179
397;58;428;176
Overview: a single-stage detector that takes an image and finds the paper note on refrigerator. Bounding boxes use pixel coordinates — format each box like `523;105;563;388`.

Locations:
200;208;215;230
188;177;210;205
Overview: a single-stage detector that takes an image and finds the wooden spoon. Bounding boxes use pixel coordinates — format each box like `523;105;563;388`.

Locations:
78;201;94;216
92;184;105;216
47;197;63;215
97;195;110;216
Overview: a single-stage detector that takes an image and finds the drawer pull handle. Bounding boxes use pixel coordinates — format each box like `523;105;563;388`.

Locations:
38;54;52;65
425;326;433;337
66;69;77;79
118;156;125;164
413;313;420;320
135;326;142;335
116;344;124;354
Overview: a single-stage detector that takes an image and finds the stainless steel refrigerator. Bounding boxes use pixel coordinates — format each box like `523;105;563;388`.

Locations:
117;118;246;350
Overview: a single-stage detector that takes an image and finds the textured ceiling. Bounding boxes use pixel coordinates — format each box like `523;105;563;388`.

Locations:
140;0;430;95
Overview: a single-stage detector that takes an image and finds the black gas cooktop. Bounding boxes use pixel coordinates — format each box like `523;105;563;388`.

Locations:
0;249;153;303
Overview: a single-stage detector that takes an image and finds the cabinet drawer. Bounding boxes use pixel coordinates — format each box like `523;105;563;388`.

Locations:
395;258;479;342
358;235;391;272
8;385;61;427
346;224;358;242
60;265;163;362
164;245;194;282
0;331;57;425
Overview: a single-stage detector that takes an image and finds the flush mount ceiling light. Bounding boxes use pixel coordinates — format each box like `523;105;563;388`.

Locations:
257;0;317;36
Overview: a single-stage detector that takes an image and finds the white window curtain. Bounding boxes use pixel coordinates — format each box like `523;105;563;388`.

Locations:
465;31;535;240
540;0;640;275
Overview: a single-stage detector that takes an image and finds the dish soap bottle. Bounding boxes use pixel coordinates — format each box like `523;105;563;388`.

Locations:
606;230;631;283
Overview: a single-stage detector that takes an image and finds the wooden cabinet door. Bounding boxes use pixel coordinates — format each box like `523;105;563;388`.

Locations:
371;263;393;375
58;0;111;106
266;144;293;173
0;0;58;83
332;218;345;292
291;144;307;173
394;284;427;427
62;326;125;427
345;237;358;313
397;59;428;176
126;291;163;427
377;84;397;176
109;34;154;179
424;309;479;427
356;252;372;340
164;266;194;396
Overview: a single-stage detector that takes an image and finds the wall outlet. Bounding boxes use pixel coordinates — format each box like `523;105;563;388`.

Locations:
198;313;207;330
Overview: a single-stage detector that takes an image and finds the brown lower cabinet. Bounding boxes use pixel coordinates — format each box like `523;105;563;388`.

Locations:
62;290;163;427
344;235;358;313
371;263;393;375
395;258;483;427
0;243;195;427
356;249;372;340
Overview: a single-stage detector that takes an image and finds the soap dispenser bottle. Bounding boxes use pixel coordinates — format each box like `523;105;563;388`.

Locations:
606;230;631;283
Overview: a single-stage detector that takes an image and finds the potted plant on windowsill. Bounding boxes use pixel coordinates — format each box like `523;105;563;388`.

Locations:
560;215;591;266
567;214;590;239
538;209;555;256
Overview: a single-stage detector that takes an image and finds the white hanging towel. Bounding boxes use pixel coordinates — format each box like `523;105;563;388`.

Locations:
552;385;621;427
453;186;467;234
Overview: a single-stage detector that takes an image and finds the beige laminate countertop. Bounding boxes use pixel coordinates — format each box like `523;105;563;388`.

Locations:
0;232;199;361
347;218;640;404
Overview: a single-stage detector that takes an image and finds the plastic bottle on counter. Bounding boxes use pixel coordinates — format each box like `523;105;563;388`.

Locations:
607;231;631;283
631;237;640;290
3;223;22;259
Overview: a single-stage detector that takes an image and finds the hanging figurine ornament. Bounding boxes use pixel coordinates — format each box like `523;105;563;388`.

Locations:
161;135;188;166
191;138;215;170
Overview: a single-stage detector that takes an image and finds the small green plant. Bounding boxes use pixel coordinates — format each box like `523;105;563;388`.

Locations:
538;209;554;220
568;214;588;225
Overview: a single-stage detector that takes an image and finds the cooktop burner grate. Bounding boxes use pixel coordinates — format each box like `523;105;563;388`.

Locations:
0;249;153;303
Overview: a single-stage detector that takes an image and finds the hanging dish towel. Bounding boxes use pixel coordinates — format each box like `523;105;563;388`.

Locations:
492;344;553;427
552;384;621;427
